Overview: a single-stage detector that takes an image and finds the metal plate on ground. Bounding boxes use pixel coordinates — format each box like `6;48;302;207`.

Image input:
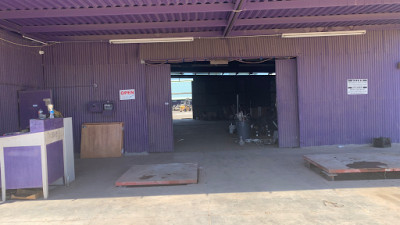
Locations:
304;153;400;174
115;163;198;186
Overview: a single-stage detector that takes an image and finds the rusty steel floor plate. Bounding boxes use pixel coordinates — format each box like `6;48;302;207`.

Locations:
304;152;400;174
115;163;198;186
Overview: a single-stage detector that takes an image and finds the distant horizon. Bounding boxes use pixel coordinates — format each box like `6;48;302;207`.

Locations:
171;78;192;100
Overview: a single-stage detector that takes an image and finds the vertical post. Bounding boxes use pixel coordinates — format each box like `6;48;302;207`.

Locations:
40;143;49;199
0;147;6;202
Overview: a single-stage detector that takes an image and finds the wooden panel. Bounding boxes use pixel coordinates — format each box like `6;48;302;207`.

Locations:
80;122;123;158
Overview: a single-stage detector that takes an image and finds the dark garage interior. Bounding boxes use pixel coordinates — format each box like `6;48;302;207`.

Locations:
171;59;279;150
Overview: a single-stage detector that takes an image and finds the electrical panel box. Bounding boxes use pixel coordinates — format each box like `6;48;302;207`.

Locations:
103;102;114;111
102;101;114;116
87;101;114;115
87;102;103;113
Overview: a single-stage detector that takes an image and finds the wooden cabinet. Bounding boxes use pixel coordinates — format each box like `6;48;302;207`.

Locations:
80;122;124;158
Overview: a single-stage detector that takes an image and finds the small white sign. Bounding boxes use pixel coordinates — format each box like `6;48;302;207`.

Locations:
119;89;135;100
347;79;368;95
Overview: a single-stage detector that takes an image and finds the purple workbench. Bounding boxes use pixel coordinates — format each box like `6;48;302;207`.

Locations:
0;118;64;202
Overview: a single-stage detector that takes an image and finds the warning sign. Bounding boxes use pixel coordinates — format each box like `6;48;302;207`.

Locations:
347;79;368;95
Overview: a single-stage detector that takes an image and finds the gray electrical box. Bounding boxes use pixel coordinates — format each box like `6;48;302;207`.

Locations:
87;101;114;115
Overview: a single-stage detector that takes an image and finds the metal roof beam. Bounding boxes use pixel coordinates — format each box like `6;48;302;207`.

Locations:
46;31;223;42
21;20;227;33
230;24;400;37
0;19;21;33
244;0;400;11
44;23;400;42
18;10;400;34
0;19;49;43
223;0;246;37
0;3;233;19
234;12;400;27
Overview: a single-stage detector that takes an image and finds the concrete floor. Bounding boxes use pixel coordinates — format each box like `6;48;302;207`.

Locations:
2;120;400;224
173;119;277;152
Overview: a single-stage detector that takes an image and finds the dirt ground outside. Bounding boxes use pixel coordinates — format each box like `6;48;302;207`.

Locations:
173;110;193;120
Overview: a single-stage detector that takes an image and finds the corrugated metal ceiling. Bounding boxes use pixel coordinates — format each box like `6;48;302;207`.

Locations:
0;0;399;42
0;0;235;10
37;26;224;36
234;20;400;31
11;12;230;26
239;5;400;19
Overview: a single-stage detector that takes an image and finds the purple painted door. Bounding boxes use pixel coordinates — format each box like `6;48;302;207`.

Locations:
146;65;174;152
18;90;52;130
276;59;300;148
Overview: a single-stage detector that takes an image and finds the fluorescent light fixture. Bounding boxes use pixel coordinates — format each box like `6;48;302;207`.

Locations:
109;37;194;44
22;35;47;45
281;30;366;38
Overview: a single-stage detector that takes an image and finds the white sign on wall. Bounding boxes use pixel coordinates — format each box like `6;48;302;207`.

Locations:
119;89;135;100
347;79;368;95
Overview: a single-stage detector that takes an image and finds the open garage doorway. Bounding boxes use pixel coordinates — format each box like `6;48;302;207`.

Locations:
171;78;193;120
170;58;290;152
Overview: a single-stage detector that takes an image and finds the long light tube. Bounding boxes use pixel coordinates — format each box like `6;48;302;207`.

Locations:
22;35;47;45
281;30;366;38
109;37;194;44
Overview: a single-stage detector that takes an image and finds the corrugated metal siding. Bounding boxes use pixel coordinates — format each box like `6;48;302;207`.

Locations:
276;59;299;148
0;29;43;135
146;64;174;152
383;30;400;143
140;36;297;60
297;31;400;146
140;30;400;147
43;42;149;153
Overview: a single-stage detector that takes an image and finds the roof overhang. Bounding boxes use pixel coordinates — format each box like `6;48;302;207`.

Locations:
0;0;399;43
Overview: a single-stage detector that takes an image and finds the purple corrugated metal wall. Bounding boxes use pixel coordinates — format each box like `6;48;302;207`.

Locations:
43;43;149;153
0;29;43;135
276;59;300;148
140;30;400;147
146;65;174;152
4;27;398;150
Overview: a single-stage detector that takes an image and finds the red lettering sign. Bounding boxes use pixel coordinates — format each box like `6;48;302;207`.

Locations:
120;90;135;95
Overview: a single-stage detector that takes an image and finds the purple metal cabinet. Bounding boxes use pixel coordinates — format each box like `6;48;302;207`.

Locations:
145;65;174;152
276;59;300;148
18;90;52;130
